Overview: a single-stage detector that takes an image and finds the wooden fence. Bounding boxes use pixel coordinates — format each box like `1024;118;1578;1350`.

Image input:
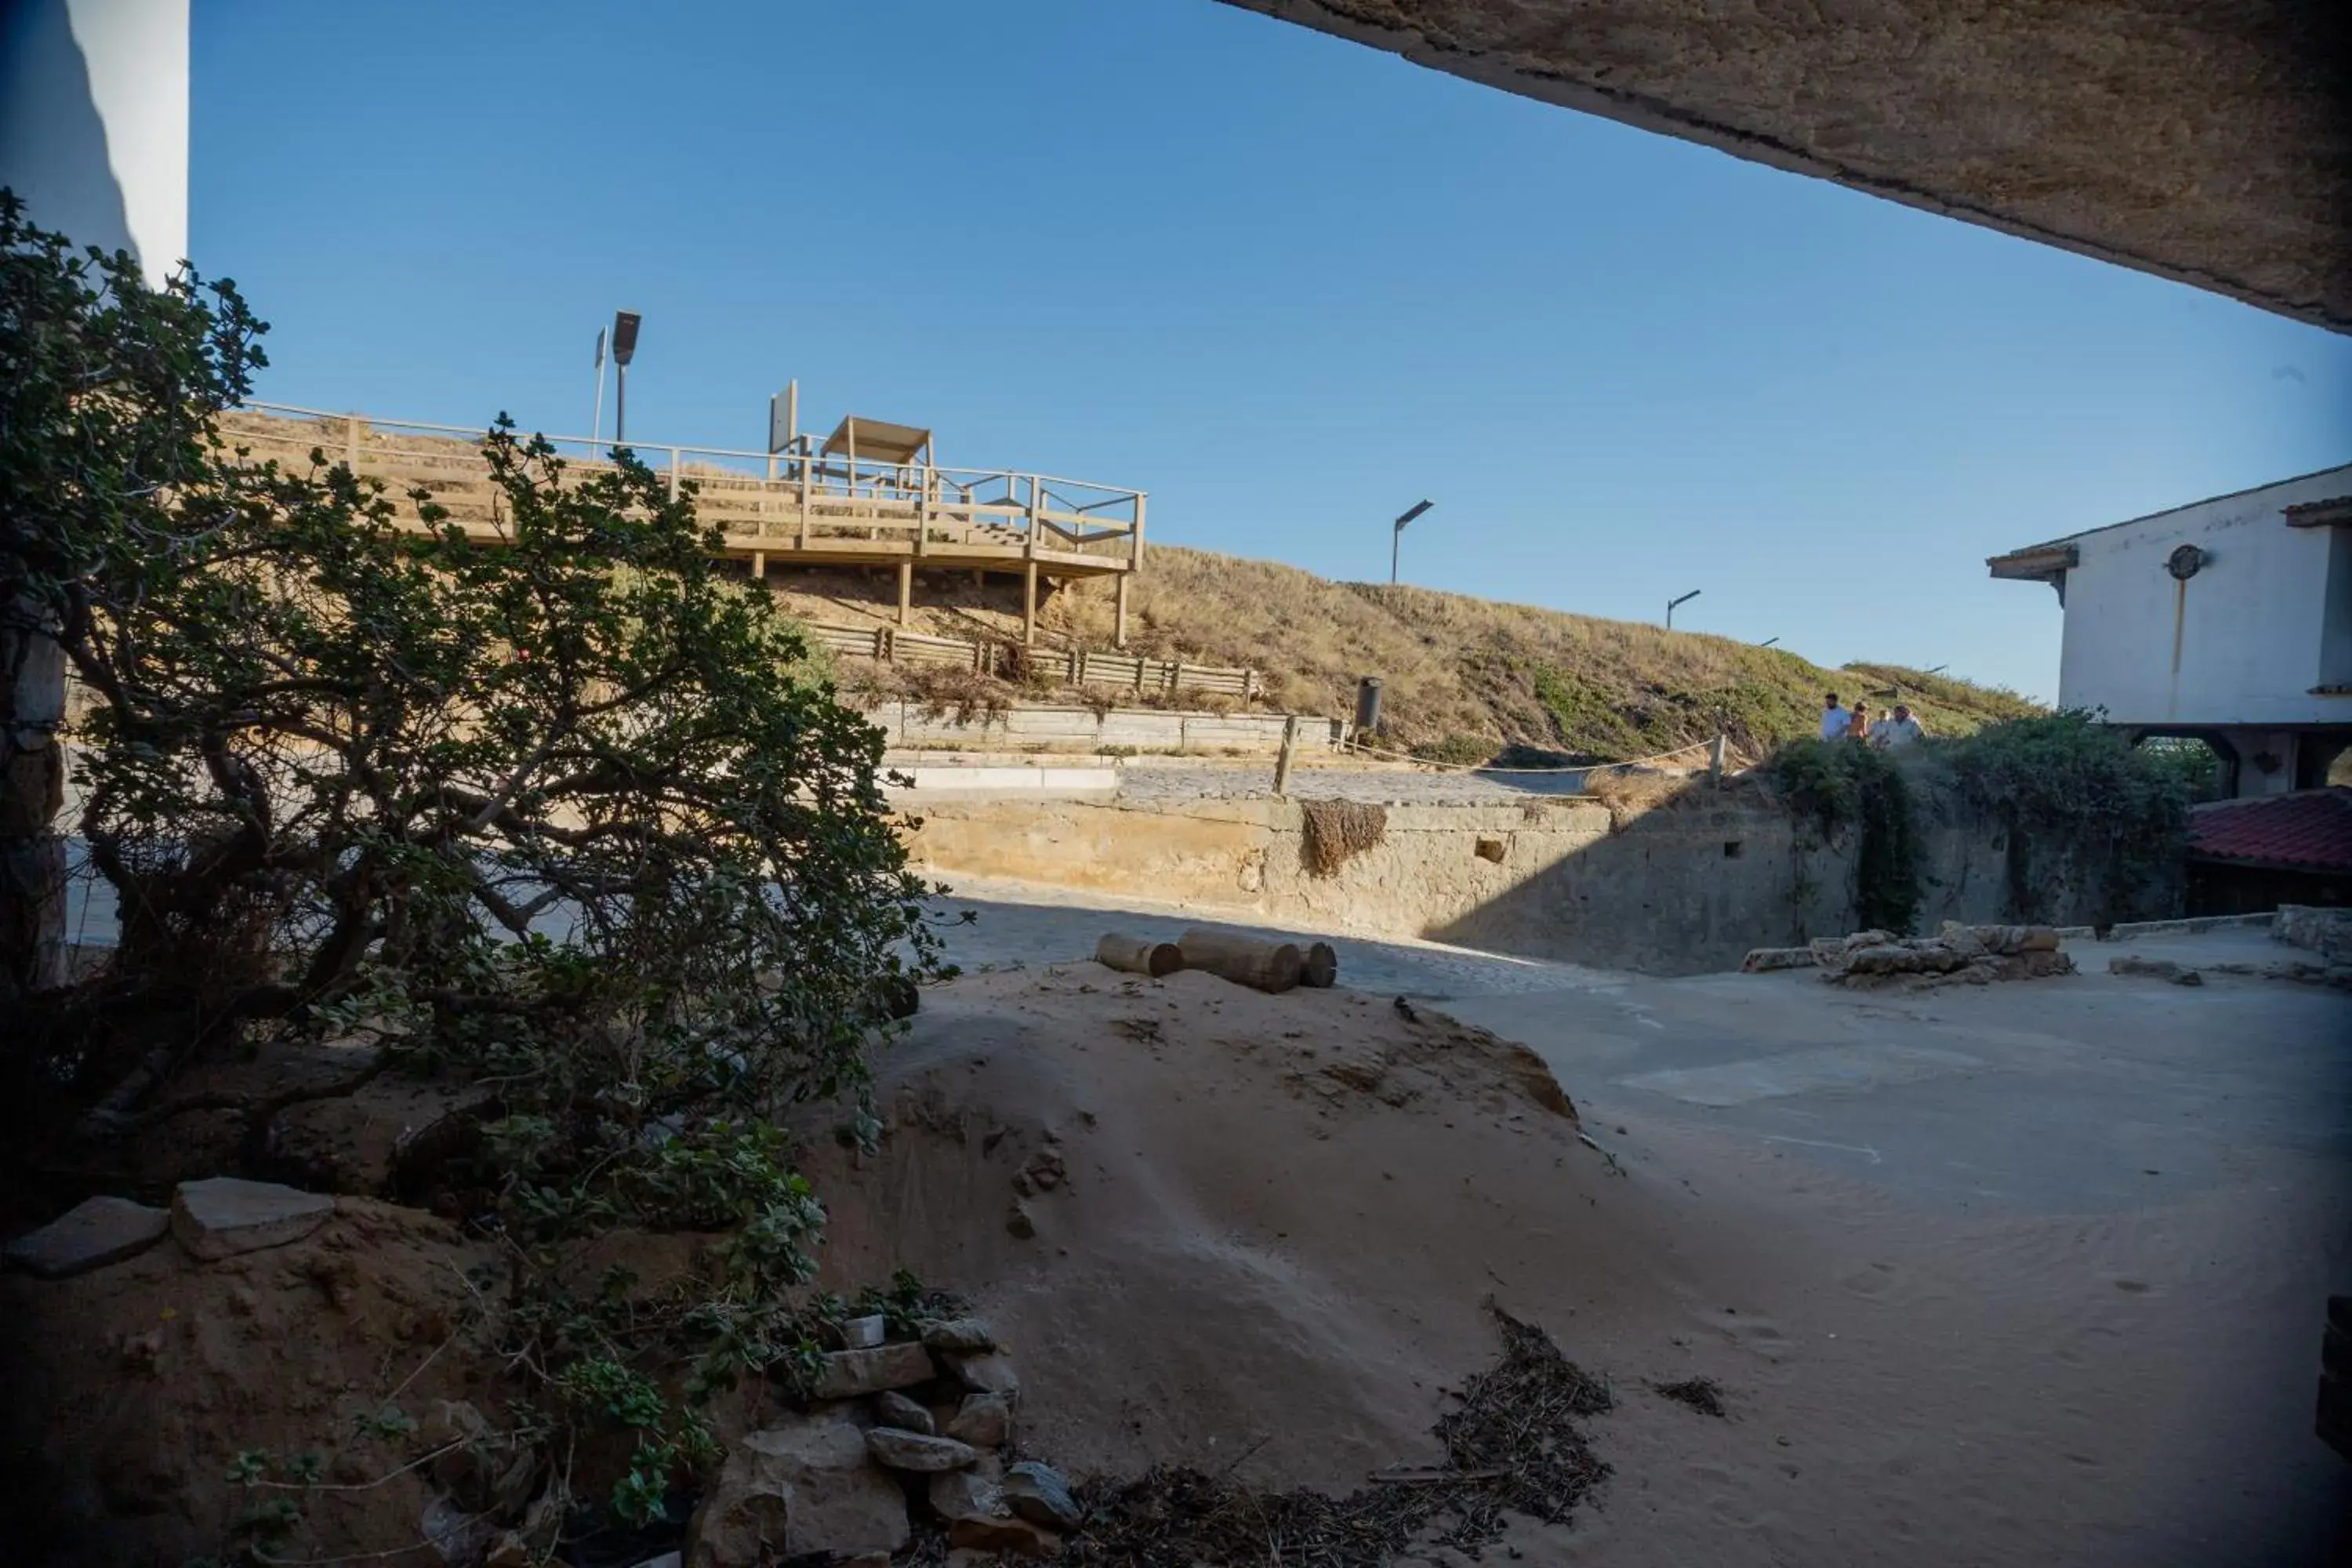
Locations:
802;621;1261;699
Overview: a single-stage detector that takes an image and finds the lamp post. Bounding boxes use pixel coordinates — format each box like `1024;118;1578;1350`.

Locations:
590;327;608;444
1667;589;1701;629
1391;499;1433;585
610;310;641;445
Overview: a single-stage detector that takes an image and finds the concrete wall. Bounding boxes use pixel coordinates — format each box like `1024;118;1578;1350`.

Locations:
2054;465;2352;729
0;0;188;286
902;783;2172;975
865;702;1342;755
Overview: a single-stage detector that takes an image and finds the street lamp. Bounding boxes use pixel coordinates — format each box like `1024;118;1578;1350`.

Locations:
1391;499;1433;585
1666;588;1701;629
591;327;608;443
610;310;642;445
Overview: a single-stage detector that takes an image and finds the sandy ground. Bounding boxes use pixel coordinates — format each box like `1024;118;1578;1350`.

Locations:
866;886;2352;1567
12;869;2346;1566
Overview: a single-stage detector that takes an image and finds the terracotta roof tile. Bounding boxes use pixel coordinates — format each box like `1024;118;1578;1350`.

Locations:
2187;788;2352;872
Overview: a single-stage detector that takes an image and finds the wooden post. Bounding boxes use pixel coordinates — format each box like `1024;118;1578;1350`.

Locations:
1131;493;1146;571
916;459;931;557
797;441;811;550
344;414;361;469
1022;561;1038;646
898;561;913;627
1710;732;1727;780
751;550;765;582
1178;929;1304;994
1272;714;1300;798
667;447;681;503
1115;572;1130;649
1094;933;1183;978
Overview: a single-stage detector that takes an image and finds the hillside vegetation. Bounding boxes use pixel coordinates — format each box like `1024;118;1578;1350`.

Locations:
757;544;2042;760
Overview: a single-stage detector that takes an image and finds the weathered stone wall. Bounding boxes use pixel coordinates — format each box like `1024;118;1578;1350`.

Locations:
902;781;2181;975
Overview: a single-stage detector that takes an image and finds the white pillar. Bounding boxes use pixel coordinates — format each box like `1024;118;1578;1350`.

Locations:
0;0;191;285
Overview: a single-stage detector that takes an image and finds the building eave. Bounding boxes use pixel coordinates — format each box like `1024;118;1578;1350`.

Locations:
1984;543;2078;586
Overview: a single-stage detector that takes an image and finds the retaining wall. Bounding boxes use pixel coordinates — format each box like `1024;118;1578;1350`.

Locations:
902;785;2181;975
862;702;1343;755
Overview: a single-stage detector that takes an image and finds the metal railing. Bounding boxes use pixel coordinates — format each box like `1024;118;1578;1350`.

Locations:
223;404;1146;568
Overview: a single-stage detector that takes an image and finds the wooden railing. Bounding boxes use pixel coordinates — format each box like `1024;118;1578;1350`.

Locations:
223;405;1145;571
802;620;1261;699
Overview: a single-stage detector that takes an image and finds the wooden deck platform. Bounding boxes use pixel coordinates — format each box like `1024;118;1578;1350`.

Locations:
223;405;1147;645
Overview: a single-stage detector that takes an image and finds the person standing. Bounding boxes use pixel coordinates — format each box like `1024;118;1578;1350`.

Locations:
1819;691;1853;742
1847;700;1873;740
1875;703;1927;749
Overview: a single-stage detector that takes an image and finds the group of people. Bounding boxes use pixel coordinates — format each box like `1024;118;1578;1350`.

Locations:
1818;691;1926;750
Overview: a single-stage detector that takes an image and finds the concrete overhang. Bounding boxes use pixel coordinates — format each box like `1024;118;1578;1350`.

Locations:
1219;1;2352;333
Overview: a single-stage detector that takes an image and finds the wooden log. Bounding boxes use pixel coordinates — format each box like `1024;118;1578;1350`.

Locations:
1178;928;1304;994
1301;941;1338;989
1094;932;1183;978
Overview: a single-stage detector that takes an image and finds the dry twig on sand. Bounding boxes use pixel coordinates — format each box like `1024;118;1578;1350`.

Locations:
1651;1376;1729;1418
1062;1302;1611;1564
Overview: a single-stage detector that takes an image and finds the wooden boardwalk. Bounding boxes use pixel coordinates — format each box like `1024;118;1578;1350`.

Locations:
223;405;1146;645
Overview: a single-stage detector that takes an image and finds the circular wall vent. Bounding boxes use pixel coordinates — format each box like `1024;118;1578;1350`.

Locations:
2166;544;2206;581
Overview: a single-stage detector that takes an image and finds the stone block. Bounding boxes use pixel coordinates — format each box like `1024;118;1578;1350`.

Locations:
170;1178;334;1261
809;1341;937;1399
949;1513;1062;1558
1003;1461;1082;1531
867;1427;978;1472
922;1318;998;1353
945;1351;1021;1397
5;1195;170;1279
875;1391;934;1435
946;1391;1013;1449
685;1412;909;1566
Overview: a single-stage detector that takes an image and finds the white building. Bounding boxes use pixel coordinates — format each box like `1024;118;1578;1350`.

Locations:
0;0;189;286
1988;463;2352;797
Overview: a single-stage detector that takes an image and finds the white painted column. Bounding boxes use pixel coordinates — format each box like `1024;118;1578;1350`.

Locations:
0;0;191;285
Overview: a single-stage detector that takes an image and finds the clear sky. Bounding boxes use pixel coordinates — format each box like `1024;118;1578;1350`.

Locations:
189;0;2352;702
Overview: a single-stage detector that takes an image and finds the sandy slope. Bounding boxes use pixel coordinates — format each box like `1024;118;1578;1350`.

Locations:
809;967;2350;1567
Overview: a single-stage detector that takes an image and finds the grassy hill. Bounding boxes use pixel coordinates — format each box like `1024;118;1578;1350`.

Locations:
757;545;2041;760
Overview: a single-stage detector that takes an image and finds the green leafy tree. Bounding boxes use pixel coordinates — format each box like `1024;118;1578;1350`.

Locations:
3;194;949;1540
1;189;260;1000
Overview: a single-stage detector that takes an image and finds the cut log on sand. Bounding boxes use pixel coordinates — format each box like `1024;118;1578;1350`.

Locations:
1094;933;1184;978
1302;942;1339;989
1178;929;1304;994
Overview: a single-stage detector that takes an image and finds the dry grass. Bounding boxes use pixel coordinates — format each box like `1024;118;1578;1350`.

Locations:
221;412;2034;757
1300;800;1388;877
767;546;2037;757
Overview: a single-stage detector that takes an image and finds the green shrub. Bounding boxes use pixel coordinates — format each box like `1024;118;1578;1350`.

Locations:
1943;712;2190;922
1764;739;1922;934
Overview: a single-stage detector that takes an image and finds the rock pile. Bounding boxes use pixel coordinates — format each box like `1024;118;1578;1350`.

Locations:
5;1176;334;1279
1743;922;2075;989
687;1316;1077;1566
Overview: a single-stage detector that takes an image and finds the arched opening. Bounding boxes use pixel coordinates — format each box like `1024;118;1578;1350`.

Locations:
2129;731;2234;803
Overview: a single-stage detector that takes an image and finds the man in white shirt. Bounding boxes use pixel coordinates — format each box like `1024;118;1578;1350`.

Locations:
1874;703;1927;749
1819;691;1853;742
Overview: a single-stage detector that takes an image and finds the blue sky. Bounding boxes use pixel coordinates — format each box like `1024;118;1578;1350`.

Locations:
190;0;2352;702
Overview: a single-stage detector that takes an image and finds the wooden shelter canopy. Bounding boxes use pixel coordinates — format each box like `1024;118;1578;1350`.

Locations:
823;417;931;464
